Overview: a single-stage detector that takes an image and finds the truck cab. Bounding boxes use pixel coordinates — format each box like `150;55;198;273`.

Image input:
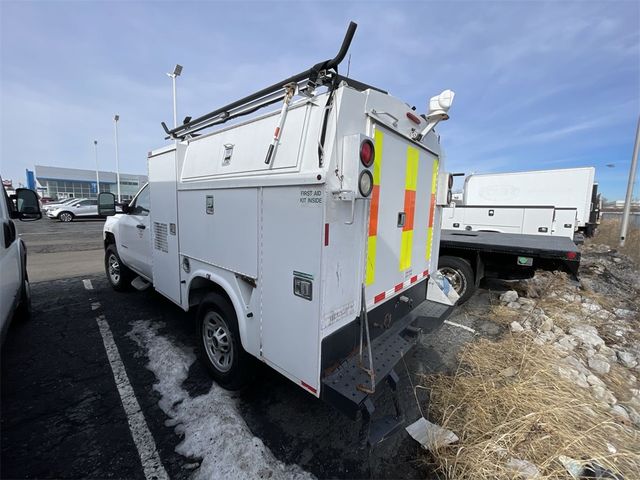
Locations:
104;184;152;283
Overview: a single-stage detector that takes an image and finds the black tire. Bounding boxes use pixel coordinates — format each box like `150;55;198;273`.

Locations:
105;245;134;291
58;211;74;222
438;255;476;305
584;224;596;238
196;292;253;390
14;275;32;321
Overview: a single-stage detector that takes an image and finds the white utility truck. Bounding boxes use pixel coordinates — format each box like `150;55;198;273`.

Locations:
441;205;578;239
462;167;600;237
99;22;457;442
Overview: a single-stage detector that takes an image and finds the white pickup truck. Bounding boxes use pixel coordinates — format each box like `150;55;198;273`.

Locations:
100;22;458;442
0;178;42;343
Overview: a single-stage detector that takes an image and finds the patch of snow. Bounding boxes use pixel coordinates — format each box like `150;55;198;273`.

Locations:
127;320;312;480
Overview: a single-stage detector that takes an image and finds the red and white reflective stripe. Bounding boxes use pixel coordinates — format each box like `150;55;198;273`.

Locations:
367;269;429;309
301;380;317;394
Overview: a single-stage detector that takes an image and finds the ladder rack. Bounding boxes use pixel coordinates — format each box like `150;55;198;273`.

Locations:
162;21;360;141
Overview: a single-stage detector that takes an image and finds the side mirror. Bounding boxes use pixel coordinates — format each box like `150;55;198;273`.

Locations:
12;189;42;221
120;201;130;214
98;192;117;217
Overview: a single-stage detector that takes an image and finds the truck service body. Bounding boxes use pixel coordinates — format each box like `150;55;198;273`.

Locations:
101;23;456;436
461;167;599;236
441;205;578;239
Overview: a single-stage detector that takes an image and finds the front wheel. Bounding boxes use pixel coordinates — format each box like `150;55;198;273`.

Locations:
105;245;133;291
58;212;74;222
14;276;32;321
438;256;476;305
197;293;253;390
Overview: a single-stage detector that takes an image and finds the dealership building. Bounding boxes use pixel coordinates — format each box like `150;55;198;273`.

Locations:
32;165;147;202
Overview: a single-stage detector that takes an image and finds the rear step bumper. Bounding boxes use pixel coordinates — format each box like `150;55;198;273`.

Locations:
321;299;453;427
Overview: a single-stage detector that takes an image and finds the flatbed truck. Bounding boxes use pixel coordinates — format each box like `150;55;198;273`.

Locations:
437;230;580;303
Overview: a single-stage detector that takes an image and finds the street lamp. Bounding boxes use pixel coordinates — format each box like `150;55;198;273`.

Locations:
114;115;121;202
620;116;640;247
166;64;183;128
94;140;100;197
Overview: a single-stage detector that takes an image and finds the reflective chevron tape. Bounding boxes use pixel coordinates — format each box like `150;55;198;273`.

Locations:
367;269;429;309
426;158;439;261
365;130;384;286
399;146;419;271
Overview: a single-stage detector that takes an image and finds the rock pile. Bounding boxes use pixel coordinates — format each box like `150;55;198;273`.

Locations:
498;245;640;430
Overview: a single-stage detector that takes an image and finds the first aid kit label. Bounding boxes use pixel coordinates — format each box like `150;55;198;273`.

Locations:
299;189;323;206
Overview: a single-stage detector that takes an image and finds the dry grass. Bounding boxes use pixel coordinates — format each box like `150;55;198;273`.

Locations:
422;335;640;479
590;217;640;265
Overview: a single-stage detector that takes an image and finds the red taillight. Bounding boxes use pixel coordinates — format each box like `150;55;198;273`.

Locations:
360;139;375;168
406;112;421;125
567;251;578;260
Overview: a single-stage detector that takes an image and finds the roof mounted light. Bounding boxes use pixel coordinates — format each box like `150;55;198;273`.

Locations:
418;89;455;140
427;89;455;119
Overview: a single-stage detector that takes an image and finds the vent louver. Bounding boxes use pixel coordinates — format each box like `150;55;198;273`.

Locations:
153;222;168;253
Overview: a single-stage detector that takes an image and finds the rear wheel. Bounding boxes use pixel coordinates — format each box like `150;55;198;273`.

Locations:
438;256;475;305
58;211;74;222
197;292;253;390
105;245;133;291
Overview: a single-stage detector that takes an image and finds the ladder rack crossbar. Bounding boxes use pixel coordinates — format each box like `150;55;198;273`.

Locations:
163;21;358;140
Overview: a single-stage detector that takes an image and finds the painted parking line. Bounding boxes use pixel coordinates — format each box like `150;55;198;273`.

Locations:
443;319;476;334
85;280;169;480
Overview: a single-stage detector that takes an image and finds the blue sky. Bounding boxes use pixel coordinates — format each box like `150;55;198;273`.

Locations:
1;1;638;199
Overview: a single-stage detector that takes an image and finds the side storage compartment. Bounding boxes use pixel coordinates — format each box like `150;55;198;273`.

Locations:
259;185;324;395
149;145;183;304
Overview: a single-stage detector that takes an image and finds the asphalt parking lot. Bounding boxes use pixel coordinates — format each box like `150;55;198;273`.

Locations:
2;218;501;479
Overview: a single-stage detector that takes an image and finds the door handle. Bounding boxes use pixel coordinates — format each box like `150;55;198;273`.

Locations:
136;224;146;230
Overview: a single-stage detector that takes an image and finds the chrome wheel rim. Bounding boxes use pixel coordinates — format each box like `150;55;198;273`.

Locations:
202;311;234;373
60;213;72;222
108;253;120;284
439;267;464;294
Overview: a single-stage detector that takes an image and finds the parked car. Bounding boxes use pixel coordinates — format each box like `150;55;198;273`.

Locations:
47;198;100;222
1;177;42;344
42;197;83;214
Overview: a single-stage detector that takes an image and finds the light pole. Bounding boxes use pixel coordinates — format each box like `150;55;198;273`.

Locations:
114;115;121;202
620;116;640;247
94;140;100;197
166;64;183;128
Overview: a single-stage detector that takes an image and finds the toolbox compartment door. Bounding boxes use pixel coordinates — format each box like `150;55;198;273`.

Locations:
364;124;438;309
149;147;182;305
